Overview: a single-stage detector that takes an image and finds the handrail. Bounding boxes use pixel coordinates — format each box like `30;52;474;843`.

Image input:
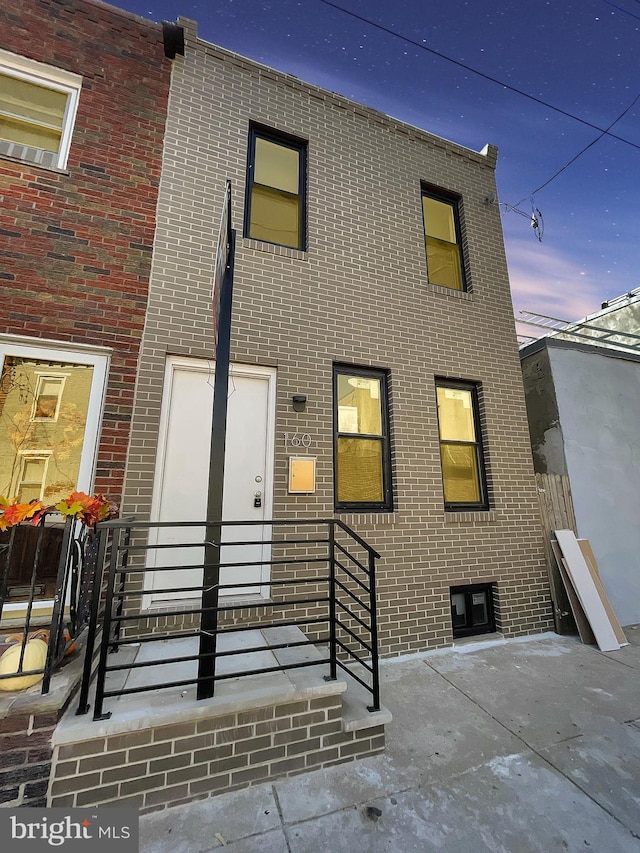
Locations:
0;515;101;695
76;517;381;719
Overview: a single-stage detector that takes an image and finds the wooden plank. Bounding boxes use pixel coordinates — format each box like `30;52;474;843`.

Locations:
536;474;577;635
550;541;595;645
577;539;628;646
554;530;620;652
562;477;578;532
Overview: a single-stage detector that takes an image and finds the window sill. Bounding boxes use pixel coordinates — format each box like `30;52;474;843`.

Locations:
334;511;398;527
443;510;498;524
425;282;473;300
0;151;69;174
242;238;308;261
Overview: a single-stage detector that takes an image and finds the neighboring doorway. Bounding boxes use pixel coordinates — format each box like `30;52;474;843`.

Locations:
145;357;276;607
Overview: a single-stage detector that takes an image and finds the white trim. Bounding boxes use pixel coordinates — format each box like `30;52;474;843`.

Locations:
143;357;277;609
0;49;82;89
0;48;82;170
0;332;111;356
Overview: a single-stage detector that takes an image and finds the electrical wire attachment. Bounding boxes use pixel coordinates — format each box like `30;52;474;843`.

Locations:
500;200;544;242
530;201;544;242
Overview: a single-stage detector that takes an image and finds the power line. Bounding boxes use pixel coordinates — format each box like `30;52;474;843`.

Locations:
317;0;640;153
514;91;640;205
598;0;640;22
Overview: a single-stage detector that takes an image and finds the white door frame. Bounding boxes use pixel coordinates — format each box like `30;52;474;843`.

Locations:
0;335;109;619
143;356;277;609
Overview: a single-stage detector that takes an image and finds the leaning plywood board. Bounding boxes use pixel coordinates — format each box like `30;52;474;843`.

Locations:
577;539;628;646
550;540;596;646
554;529;620;652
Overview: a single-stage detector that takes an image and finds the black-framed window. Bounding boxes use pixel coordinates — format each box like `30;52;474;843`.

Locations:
333;366;392;511
244;125;307;250
435;380;488;510
422;188;466;291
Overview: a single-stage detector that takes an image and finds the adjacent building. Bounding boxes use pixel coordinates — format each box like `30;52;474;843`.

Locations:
0;0;173;807
521;290;640;627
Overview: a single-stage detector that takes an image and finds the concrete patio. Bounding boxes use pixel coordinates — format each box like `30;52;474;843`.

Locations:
140;627;640;852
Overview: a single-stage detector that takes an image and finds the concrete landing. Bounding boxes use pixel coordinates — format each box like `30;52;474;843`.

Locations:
140;627;640;852
54;625;389;744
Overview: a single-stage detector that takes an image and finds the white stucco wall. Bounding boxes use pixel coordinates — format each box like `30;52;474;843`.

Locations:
549;346;640;627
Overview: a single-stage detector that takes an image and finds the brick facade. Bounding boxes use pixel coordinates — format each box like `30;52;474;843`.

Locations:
0;0;171;504
0;711;59;807
122;20;553;657
0;0;171;808
50;692;384;812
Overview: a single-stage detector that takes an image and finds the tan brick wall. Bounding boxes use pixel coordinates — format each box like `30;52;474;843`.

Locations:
49;695;384;811
122;19;552;657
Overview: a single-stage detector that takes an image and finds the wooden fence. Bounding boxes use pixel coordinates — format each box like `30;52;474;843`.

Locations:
535;473;578;635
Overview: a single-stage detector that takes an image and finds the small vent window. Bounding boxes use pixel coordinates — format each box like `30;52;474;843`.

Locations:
450;584;495;638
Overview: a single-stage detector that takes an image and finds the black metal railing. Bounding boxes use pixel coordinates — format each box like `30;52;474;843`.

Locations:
0;515;101;693
76;518;381;721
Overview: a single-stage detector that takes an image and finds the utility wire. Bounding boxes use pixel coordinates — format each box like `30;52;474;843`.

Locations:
598;0;640;21
512;91;640;206
318;0;640;153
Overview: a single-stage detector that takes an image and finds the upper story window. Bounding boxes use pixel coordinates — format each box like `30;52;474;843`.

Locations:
17;453;50;503
31;374;67;421
436;380;488;510
422;189;466;291
0;48;82;170
244;125;307;250
333;366;393;511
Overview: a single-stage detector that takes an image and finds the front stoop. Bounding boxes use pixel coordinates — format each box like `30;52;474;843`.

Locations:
48;627;391;812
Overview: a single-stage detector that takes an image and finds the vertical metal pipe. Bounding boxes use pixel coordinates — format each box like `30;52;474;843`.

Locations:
16;517;48;675
199;223;236;700
42;516;74;694
76;524;109;715
327;521;337;682
367;550;380;712
0;526;16;625
93;526;121;720
111;524;131;650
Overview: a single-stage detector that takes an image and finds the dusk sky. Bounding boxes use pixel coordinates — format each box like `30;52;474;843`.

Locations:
118;0;639;331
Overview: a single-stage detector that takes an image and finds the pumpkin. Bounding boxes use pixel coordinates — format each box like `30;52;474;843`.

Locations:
0;638;48;691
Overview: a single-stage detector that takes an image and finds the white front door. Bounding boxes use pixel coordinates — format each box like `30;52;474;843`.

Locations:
145;358;276;606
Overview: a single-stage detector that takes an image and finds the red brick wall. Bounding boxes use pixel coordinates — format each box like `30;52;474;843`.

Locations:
0;0;171;504
0;711;61;808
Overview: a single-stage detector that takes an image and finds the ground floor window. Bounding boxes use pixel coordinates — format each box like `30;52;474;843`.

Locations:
333;365;393;511
0;337;108;600
436;379;488;511
450;583;496;638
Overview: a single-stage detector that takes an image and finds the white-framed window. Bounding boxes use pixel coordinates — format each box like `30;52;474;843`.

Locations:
0;48;82;170
30;374;67;422
16;452;50;503
0;336;109;504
